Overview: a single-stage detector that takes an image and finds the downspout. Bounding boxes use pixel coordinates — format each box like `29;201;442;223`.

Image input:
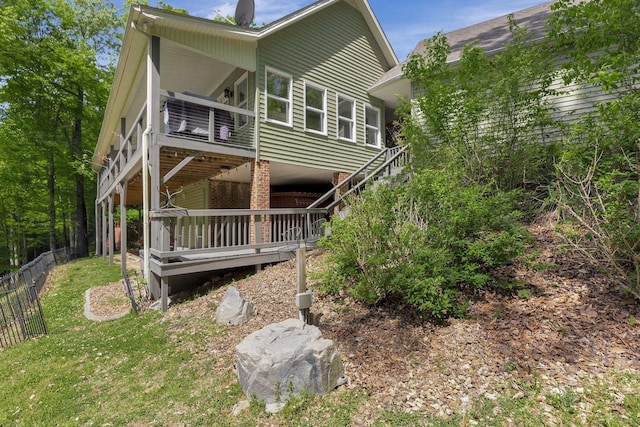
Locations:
254;75;260;161
95;180;99;256
142;124;151;281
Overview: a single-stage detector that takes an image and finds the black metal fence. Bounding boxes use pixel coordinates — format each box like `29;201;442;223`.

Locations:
0;248;72;349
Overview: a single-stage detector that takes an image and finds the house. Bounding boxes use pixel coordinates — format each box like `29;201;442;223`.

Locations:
92;0;402;309
369;1;617;126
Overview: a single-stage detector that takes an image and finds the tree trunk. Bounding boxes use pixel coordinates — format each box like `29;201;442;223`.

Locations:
73;87;89;258
62;200;68;249
21;229;27;264
48;149;56;251
75;173;88;257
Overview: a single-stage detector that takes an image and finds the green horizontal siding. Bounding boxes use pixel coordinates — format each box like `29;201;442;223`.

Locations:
256;1;391;173
179;180;209;209
154;26;256;71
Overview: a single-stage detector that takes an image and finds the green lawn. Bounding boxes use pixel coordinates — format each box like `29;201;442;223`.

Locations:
0;257;638;426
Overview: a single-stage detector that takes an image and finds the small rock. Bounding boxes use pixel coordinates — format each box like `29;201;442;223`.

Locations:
215;286;255;325
265;402;285;414
232;400;250;416
149;297;171;310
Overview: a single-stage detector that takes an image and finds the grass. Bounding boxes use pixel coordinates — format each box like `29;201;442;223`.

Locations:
0;256;639;426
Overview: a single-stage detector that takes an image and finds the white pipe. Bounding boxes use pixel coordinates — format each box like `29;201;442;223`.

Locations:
142;124;151;280
95;181;99;256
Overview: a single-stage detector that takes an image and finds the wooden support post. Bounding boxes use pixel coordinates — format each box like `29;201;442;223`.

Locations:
119;183;128;273
161;275;169;312
254;213;262;272
101;200;107;260
296;245;311;324
95;195;100;256
95;200;101;256
108;194;114;266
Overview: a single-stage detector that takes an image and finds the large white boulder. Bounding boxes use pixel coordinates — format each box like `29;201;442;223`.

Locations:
215;286;255;325
236;319;345;410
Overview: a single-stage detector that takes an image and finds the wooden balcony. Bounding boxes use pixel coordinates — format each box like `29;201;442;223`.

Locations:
97;91;256;205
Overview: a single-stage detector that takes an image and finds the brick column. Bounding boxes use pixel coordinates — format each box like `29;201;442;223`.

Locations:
250;160;271;244
333;171;350;215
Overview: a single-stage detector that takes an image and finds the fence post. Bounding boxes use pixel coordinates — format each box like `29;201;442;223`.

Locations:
12;281;28;340
31;280;48;335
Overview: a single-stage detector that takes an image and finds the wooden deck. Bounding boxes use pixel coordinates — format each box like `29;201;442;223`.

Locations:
145;207;328;303
149;240;320;278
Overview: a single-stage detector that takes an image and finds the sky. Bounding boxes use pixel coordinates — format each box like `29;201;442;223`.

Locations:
118;0;547;61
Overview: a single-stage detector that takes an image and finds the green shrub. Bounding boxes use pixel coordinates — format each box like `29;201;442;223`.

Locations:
318;168;530;319
554;95;640;298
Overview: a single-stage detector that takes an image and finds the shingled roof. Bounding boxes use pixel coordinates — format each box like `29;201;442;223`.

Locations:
369;1;555;106
415;1;554;63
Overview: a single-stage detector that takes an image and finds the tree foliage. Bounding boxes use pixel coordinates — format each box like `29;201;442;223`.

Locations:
0;0;119;265
401;17;562;194
548;0;640;298
317;16;554;317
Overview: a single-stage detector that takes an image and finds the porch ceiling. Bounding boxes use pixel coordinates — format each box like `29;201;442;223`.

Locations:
117;148;251;206
211;161;337;187
160;39;236;97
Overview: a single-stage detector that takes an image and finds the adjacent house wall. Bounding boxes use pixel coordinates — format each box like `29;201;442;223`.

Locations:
178;180;209;209
209;181;251;209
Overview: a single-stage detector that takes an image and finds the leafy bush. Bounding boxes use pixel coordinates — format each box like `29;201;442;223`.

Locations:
401;17;562;196
318;168;530;319
553;95;640;298
548;0;640;299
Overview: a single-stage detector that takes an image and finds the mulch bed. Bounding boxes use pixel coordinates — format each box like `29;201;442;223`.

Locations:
93;219;640;421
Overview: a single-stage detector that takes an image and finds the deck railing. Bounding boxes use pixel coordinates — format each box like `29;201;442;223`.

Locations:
160;91;255;150
149;208;328;262
98;102;146;199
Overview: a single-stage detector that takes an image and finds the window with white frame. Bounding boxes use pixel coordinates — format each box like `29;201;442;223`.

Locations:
304;82;327;134
234;73;249;128
364;104;381;147
265;67;292;125
337;95;356;142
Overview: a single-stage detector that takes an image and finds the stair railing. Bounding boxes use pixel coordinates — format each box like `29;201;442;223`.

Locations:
308;145;409;211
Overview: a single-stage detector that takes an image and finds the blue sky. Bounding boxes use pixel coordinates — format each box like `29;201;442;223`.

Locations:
120;0;546;60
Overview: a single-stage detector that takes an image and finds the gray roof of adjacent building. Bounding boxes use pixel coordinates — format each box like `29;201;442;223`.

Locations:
370;1;555;94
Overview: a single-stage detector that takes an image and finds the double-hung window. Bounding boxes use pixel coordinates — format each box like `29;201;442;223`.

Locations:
234;73;249;129
337;95;356;142
364;104;381;147
265;68;292;126
304;82;327;134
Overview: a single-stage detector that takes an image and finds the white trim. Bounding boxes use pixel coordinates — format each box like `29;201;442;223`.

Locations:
336;94;356;142
234;72;249;130
265;66;293;127
364;104;381;148
303;81;327;135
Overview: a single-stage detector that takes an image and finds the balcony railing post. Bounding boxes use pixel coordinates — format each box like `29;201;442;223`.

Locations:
253;214;262;245
208;109;215;143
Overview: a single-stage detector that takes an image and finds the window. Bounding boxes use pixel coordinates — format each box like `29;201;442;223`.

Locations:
265;68;292;125
364;104;381;147
304;82;327;134
234;73;249;128
337;95;356;142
